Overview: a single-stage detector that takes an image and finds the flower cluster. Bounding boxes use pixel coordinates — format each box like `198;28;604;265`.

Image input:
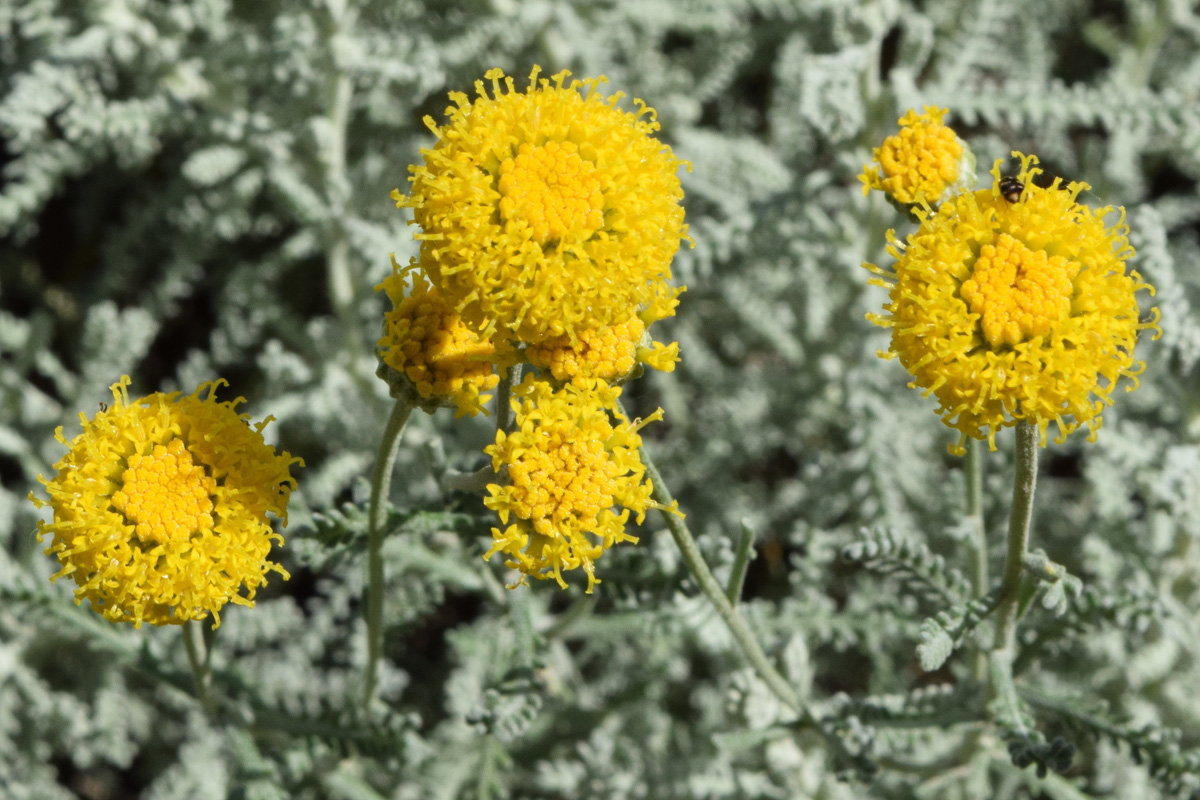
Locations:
859;107;974;206
32;377;301;628
396;66;689;345
380;66;689;591
526;317;679;388
484;378;669;592
377;265;513;416
378;67;685;406
864;139;1159;453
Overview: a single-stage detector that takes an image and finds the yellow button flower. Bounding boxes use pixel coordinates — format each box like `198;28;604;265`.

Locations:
865;153;1160;453
377;263;512;417
397;66;689;344
30;376;301;628
859;107;973;206
526;316;679;387
483;378;674;592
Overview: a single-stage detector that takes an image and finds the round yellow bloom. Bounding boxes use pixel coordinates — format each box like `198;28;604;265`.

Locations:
377;263;511;417
31;376;301;628
483;378;672;592
526;317;679;387
397;66;689;344
859;107;973;205
865;153;1160;453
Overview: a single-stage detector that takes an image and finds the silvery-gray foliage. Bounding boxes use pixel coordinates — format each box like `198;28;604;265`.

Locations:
3;0;1199;797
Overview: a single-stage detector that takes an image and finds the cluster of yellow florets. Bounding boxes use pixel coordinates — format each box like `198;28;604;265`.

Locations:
859;107;974;206
397;66;689;345
864;142;1159;453
526;317;680;388
377;266;511;416
379;66;684;407
31;377;301;628
483;378;670;592
377;66;689;592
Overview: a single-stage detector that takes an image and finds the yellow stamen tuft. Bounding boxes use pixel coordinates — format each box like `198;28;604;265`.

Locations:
506;436;617;539
527;317;643;386
483;378;667;592
377;265;511;417
527;317;681;386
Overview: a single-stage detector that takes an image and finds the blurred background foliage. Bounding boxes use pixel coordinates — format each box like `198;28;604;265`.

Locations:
3;0;1200;797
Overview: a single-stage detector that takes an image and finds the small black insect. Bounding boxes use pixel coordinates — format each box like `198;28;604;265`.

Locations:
999;176;1024;203
99;402;108;412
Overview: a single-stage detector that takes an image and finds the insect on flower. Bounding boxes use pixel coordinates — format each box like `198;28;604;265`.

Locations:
999;176;1024;203
864;152;1160;453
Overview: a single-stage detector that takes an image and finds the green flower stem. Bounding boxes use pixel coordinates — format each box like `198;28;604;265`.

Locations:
544;593;598;640
993;422;1038;650
322;5;359;361
726;519;756;606
964;438;988;680
363;396;414;707
965;438;987;594
325;97;354;321
988;421;1039;728
183;620;214;712
495;364;522;434
509;579;535;671
440;466;496;494
476;734;499;800
641;449;808;719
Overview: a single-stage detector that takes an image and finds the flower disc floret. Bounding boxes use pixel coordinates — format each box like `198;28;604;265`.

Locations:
377;264;510;416
860;107;972;205
960;233;1077;348
865;152;1159;453
398;66;690;344
31;376;301;628
483;378;670;592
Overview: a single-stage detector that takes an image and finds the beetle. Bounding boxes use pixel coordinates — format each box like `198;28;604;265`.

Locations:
999;176;1024;203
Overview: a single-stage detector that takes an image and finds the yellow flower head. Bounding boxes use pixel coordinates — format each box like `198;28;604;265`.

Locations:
377;262;512;417
30;377;301;628
526;316;679;387
859;107;973;206
865;153;1160;453
397;66;690;344
483;378;672;592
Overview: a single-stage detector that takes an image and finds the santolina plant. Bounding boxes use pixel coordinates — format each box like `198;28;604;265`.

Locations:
374;77;1170;790
857;108;1163;782
363;66;692;703
12;14;1197;794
